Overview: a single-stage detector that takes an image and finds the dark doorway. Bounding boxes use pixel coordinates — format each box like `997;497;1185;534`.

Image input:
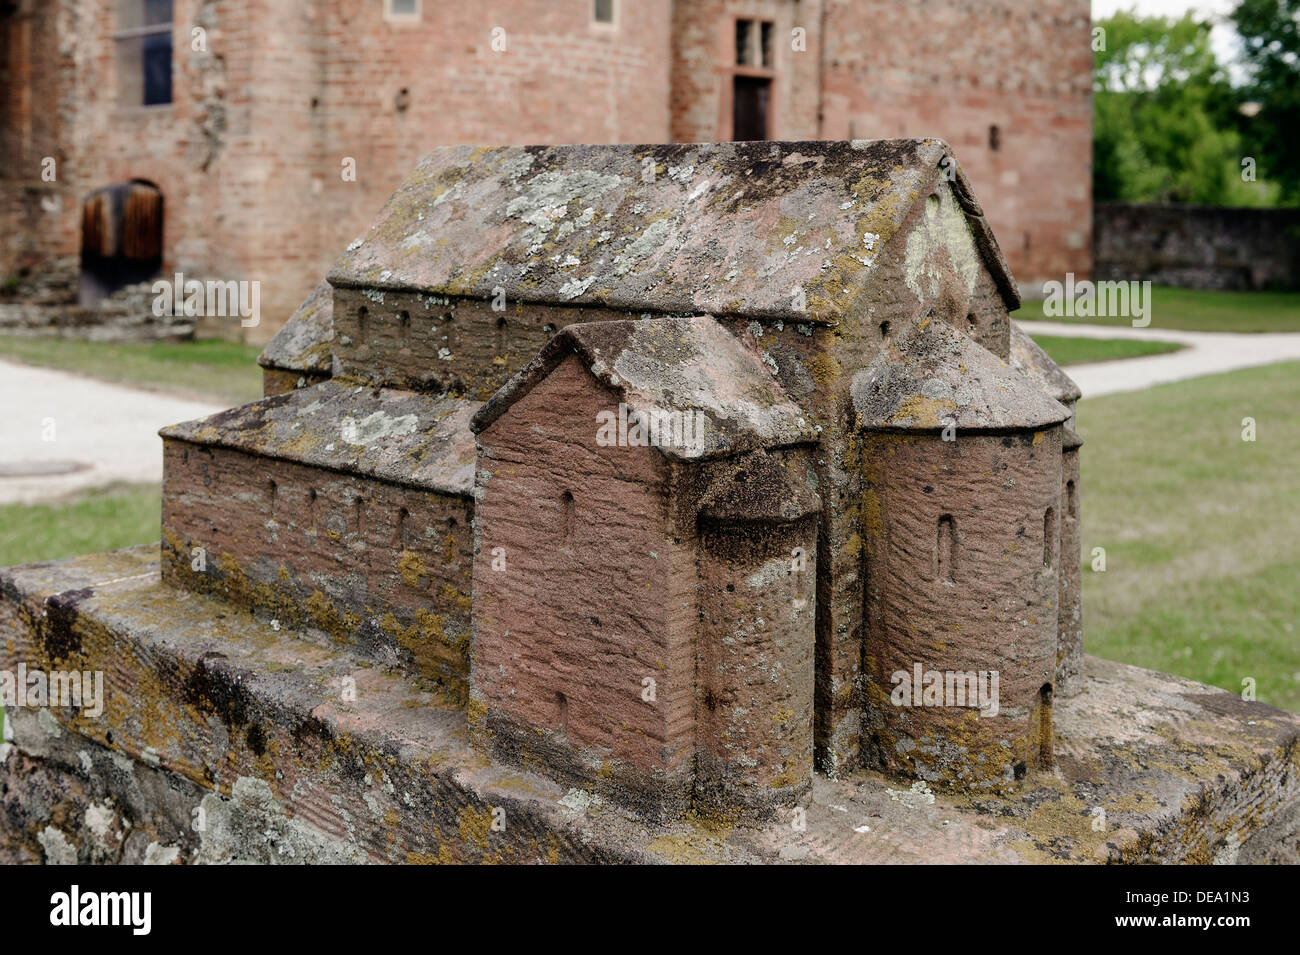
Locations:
732;76;770;141
79;180;163;305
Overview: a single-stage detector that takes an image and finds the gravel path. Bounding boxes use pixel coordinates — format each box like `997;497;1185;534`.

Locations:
1021;321;1300;398
0;358;225;505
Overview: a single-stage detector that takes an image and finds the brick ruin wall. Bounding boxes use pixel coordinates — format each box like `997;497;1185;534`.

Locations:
670;0;1094;293
2;0;1090;339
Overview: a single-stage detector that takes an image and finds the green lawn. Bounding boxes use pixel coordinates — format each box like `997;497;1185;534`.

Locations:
1077;360;1300;712
1015;285;1300;333
0;483;159;569
0;336;263;405
1029;334;1183;366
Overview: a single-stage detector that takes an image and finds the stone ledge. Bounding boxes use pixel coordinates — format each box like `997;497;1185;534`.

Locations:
2;548;1298;864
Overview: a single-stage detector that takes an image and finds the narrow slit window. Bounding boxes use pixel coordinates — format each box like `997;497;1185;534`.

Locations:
556;691;570;736
937;515;957;583
1043;507;1055;569
561;491;575;541
1038;683;1054;767
1066;479;1077;519
385;0;420;20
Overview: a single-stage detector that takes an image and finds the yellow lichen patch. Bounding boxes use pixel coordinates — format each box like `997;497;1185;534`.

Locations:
806;351;842;388
842;533;862;559
891;395;958;428
397;550;426;589
646;833;719;865
457;805;496;850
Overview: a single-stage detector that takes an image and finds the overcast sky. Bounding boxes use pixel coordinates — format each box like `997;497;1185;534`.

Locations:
1094;0;1244;72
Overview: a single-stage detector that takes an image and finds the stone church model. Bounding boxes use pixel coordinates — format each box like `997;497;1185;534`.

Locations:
175;137;1080;820
10;139;1300;864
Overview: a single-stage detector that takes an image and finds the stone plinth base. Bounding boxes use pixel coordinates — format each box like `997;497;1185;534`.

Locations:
2;547;1297;864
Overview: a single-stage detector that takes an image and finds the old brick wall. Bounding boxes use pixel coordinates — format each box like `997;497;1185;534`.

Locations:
1095;202;1300;291
670;0;1093;293
472;354;698;813
7;0;673;341
4;1;1089;336
819;0;1093;293
0;0;79;299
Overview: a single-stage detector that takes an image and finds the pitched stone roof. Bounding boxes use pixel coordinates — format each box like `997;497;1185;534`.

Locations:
851;313;1070;432
472;316;816;461
258;279;334;374
329;139;1019;325
161;379;476;496
1009;320;1082;402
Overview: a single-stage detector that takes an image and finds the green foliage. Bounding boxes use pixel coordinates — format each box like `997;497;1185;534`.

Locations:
1093;10;1271;205
1232;0;1300;204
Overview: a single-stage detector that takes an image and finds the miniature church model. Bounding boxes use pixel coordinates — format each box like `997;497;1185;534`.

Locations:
164;139;1081;819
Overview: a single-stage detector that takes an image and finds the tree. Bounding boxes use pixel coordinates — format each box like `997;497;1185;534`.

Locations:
1093;10;1272;205
1231;0;1300;204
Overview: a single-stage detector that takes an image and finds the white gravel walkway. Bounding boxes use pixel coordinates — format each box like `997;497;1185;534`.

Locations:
0;358;225;505
1021;321;1300;398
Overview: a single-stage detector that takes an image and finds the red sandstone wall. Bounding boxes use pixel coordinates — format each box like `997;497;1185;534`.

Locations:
9;0;672;339
161;439;474;698
670;0;1093;292
7;0;1086;335
472;355;697;800
861;429;1062;785
0;1;79;295
819;0;1093;291
696;517;817;808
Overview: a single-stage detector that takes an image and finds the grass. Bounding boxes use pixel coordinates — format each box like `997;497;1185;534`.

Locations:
1077;360;1300;712
0;483;159;569
1015;285;1300;333
1029;334;1183;366
0;336;263;405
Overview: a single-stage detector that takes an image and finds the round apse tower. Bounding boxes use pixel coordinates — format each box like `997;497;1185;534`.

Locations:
853;313;1071;790
1011;323;1085;697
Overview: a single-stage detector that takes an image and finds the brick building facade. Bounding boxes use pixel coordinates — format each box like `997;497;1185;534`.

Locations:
0;0;1091;340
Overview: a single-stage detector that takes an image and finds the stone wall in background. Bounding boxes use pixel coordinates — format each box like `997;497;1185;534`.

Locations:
1094;202;1300;291
0;280;194;342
